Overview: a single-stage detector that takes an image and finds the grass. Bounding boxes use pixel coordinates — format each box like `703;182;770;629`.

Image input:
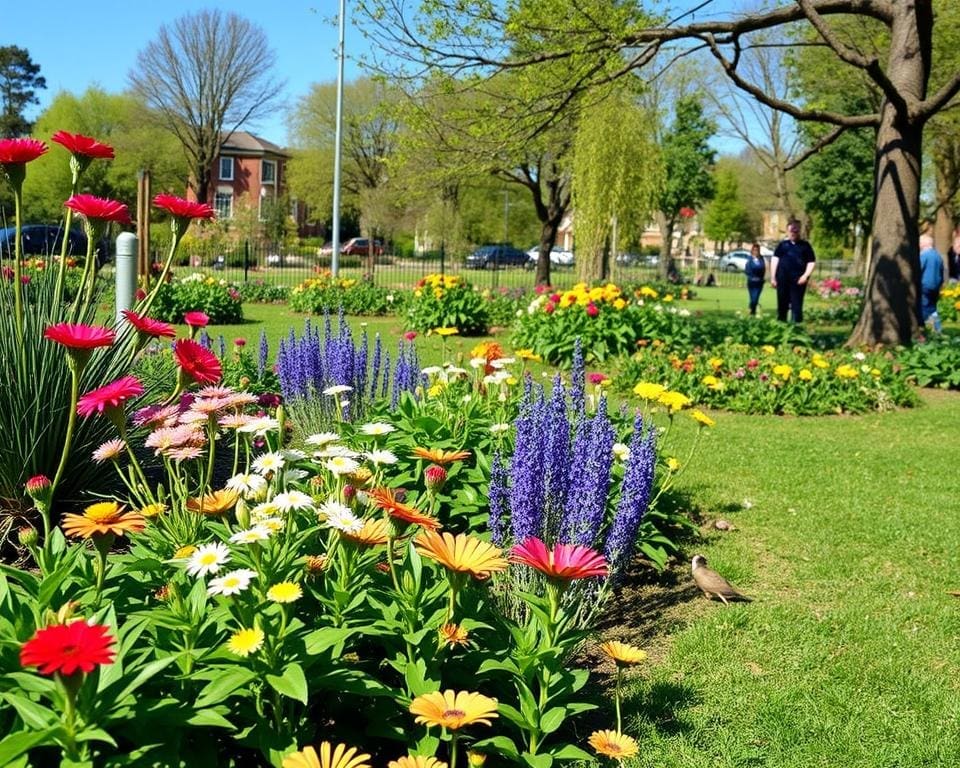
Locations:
616;390;960;767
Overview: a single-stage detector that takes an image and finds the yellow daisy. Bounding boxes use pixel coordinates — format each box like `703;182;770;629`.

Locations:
227;627;264;657
267;582;303;604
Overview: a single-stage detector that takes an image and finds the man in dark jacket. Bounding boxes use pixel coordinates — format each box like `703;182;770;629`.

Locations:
771;221;816;323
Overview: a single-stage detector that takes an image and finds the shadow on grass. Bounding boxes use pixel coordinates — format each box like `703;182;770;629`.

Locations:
626;679;700;736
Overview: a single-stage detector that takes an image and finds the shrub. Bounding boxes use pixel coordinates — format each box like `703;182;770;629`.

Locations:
896;334;960;389
151;273;244;324
288;273;393;315
406;273;490;335
235;280;289;304
938;285;960;322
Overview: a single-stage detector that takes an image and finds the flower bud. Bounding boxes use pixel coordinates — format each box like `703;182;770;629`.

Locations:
467;751;487;767
25;475;53;508
18;526;38;547
305;555;329;575
424;464;447;493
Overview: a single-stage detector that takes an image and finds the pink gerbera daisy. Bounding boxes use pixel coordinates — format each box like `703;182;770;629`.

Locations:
510;538;609;581
121;310;176;339
153;194;215;221
64;194;131;224
173;339;222;384
51;131;115;160
44;323;115;350
0;137;47;166
183;311;209;328
76;376;144;419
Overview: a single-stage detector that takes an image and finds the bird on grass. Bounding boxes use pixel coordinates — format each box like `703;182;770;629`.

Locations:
691;554;751;604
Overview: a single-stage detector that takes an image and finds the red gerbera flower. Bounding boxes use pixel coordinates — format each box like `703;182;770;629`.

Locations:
20;621;116;676
510;538;609;581
0;137;48;166
153;194;215;221
77;376;144;418
183;310;210;327
121;310;175;339
64;194;131;224
51;131;115;160
44;323;116;350
173;339;222;384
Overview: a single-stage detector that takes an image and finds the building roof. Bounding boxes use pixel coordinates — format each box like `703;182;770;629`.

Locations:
219;131;290;158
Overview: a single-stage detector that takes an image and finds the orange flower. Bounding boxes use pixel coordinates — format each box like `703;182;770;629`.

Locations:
388;757;448;768
62;502;145;539
439;623;470;648
186;489;239;516
411;447;471;465
414;530;507;579
588;730;639;760
367;487;440;530
409;690;498;730
341;518;390;547
600;641;648;666
282;742;371;768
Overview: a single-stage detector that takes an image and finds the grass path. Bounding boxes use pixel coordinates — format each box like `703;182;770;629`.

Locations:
618;390;960;766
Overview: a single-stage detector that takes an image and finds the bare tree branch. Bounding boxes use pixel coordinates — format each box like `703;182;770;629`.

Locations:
784;124;850;170
918;69;960;121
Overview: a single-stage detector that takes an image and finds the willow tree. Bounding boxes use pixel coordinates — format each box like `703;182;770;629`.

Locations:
573;88;661;283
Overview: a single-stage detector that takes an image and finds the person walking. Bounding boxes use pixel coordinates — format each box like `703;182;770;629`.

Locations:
744;243;765;315
771;221;816;323
919;233;944;332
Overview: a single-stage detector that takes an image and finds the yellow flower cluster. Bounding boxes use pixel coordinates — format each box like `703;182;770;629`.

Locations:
291;274;357;295
416;273;463;300
553;282;626;310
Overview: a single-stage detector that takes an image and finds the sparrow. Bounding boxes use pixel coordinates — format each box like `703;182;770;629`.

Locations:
691;554;751;604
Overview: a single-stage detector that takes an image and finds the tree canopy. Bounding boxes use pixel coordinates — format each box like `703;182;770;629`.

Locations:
0;46;45;138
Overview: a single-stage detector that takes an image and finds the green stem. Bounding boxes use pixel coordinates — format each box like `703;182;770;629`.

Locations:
139;227;182;316
59;673;80;760
449;731;459;768
615;666;623;734
12;184;24;347
54;199;76;304
50;366;81;512
71;225;98;321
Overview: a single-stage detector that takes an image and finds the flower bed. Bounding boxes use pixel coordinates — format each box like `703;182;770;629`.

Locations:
406;274;490;336
288;272;394;316
151;272;244;324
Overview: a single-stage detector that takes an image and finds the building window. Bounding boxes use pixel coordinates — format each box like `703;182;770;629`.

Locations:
261;159;276;184
219;157;234;181
214;191;233;219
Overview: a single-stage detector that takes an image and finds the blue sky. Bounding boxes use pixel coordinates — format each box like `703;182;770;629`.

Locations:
4;1;361;146
6;1;755;153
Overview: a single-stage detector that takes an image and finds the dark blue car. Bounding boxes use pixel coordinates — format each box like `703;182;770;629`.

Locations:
0;224;111;264
465;244;529;269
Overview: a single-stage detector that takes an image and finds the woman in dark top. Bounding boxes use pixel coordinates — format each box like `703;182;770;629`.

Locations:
744;243;766;316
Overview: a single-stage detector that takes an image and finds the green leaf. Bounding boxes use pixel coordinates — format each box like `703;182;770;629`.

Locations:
473;734;521;761
266;662;309;703
539;706;566;734
304;626;355;655
521;753;553;768
549;744;594;761
1;692;58;730
194;667;259;709
0;728;60;764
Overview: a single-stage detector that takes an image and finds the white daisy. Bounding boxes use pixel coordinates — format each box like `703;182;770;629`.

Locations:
489;423;511;434
490;357;515;368
319;501;363;534
252;452;285;475
360;422;396;436
257;516;286;533
366;449;398;466
225;473;268;498
444;366;468;377
420;366;443;377
324;456;361;476
468;357;487;369
314;445;360;459
229;526;272;544
612;442;631;461
250;502;281;522
323;384;353;396
186;542;230;577
282;448;307;461
272;490;315;513
207;568;257;596
238;416;280;436
305;431;341;446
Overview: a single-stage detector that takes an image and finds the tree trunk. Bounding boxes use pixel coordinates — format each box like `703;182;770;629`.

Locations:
656;212;674;280
847;4;930;347
933;147;958;260
534;222;558;286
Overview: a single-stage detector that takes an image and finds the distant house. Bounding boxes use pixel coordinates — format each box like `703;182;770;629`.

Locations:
190;131;291;222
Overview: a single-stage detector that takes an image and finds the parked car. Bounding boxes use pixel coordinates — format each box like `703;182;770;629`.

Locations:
340;237;383;256
718;250;752;272
526;245;575;267
465;244;529;269
0;224;111;265
616;252;659;267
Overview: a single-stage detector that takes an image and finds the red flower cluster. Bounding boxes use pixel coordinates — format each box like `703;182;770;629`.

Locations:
173;339;222;384
77;376;144;418
153;194;215;221
65;194;131;224
679;206;697;219
510;538;609;581
20;621;116;676
44;323;115;350
0;137;48;165
121;310;176;339
51;131;115;160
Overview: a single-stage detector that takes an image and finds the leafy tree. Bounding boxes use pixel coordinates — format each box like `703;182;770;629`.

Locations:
0;46;45;138
21;88;187;222
572;86;661;282
654;96;716;276
702;168;751;251
129;10;283;204
359;0;960;344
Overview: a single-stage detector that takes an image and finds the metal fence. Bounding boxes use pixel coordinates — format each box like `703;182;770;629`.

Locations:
156;240;858;292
